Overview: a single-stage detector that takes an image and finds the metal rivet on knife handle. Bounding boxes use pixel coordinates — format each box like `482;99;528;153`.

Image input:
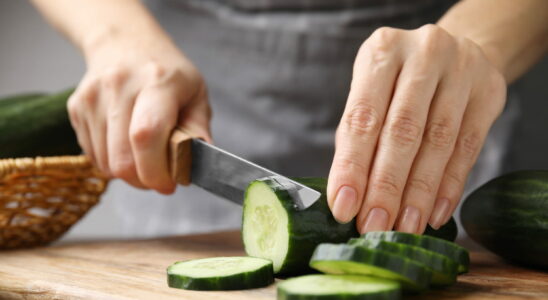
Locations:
169;128;193;186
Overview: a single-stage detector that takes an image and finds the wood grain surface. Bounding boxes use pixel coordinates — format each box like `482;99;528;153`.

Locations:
0;231;546;300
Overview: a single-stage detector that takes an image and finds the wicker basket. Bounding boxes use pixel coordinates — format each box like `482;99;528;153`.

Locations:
0;155;108;249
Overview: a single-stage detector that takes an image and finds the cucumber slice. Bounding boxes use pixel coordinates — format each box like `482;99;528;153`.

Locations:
362;231;469;274
242;178;358;275
167;256;274;290
310;244;431;292
277;274;401;300
348;238;458;286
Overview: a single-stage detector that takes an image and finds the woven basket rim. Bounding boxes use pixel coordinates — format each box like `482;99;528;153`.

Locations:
0;155;95;178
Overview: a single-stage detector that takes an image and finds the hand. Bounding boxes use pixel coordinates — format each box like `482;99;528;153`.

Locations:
68;34;211;194
327;24;507;233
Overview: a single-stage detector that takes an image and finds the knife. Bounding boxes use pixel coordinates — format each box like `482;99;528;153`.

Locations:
169;128;321;210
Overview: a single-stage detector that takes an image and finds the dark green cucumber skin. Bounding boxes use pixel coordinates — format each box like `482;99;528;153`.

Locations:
245;178;359;275
167;263;274;291
424;217;458;242
461;170;548;270
0;89;80;158
0;92;45;109
348;239;457;286
362;231;469;274
310;244;431;292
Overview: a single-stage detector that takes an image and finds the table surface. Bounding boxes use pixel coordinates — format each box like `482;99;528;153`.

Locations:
0;231;546;300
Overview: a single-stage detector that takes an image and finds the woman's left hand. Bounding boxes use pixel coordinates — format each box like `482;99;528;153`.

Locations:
327;24;507;234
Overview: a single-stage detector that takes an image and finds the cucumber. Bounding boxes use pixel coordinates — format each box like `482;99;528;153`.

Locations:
167;256;274;290
348;238;458;286
461;170;548;270
242;178;358;275
0;92;45;109
423;217;457;242
277;274;401;300
309;243;431;292
0;89;80;158
361;231;469;274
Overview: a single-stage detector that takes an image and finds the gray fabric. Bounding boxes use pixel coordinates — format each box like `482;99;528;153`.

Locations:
68;0;518;239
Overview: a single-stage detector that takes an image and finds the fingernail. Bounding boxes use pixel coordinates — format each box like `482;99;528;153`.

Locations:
361;208;389;233
429;198;450;229
398;206;421;233
333;186;358;223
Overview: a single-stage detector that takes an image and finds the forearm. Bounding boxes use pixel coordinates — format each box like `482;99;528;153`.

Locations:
438;0;548;83
31;0;175;61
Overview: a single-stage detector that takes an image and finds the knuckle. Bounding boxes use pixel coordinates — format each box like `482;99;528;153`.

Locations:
386;111;423;147
364;27;399;54
407;175;437;196
102;66;128;89
425;119;457;150
334;154;369;175
343;103;382;137
459;130;482;159
371;172;401;196
145;61;167;80
130;121;161;148
67;96;80;119
417;24;448;56
74;78;100;107
445;169;465;188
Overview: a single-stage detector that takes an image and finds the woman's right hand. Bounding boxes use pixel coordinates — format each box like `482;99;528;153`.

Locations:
68;33;211;194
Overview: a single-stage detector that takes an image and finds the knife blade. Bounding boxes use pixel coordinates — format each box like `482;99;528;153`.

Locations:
169;128;321;210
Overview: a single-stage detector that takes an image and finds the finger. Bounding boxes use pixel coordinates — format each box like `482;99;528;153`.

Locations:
327;27;403;224
84;82;110;176
433;70;506;228
68;80;97;165
103;67;145;188
356;51;442;233
129;85;180;194
396;72;471;233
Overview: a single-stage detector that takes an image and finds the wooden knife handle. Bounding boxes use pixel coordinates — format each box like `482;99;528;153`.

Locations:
169;127;193;186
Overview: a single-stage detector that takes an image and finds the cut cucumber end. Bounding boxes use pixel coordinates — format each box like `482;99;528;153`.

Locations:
167;256;274;290
243;181;289;273
277;274;401;300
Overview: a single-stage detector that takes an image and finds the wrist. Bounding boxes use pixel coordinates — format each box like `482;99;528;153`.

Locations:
81;24;177;65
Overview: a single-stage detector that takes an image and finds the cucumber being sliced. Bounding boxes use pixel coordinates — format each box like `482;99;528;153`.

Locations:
309;243;431;292
423;217;458;242
362;231;469;274
277;274;401;300
242;178;358;275
348;238;458;286
167;256;274;290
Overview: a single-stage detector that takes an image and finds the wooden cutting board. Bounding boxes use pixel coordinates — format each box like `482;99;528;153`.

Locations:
0;231;546;300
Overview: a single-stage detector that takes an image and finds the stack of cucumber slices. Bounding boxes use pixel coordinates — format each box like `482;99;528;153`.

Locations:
167;178;469;299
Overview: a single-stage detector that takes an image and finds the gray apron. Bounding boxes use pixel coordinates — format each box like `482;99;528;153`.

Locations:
62;0;519;240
